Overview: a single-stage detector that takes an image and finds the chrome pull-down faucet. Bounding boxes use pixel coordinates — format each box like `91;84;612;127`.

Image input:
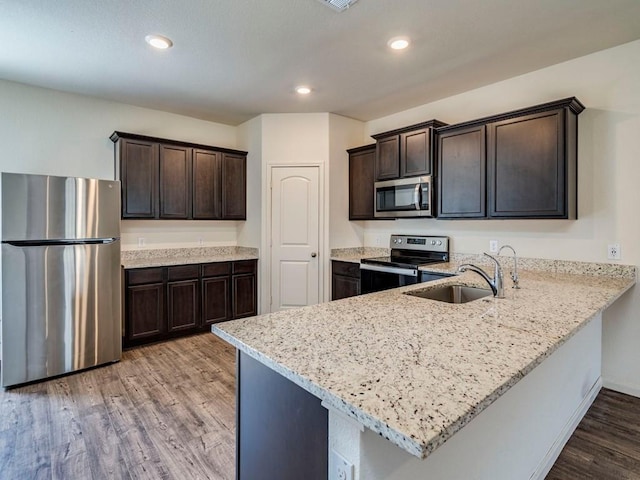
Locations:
456;253;504;298
498;244;520;289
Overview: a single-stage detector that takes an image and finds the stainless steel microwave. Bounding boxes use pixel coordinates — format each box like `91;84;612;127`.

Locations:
374;176;432;218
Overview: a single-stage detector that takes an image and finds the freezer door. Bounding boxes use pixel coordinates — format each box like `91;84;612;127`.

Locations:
1;240;121;387
1;173;120;241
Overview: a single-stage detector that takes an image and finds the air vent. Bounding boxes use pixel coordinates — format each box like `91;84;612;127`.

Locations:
316;0;358;12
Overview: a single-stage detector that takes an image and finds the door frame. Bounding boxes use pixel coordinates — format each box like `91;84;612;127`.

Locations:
263;163;327;314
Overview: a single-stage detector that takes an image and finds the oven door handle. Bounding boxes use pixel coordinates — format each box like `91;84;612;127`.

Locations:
360;263;418;277
413;184;421;210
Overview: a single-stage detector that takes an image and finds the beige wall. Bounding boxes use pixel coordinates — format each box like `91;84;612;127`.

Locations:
0;79;241;250
354;40;640;395
328;114;367;249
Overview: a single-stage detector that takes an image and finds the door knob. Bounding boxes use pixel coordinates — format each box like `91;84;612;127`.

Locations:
311;252;317;258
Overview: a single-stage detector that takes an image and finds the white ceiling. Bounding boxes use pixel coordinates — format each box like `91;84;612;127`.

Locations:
2;0;639;126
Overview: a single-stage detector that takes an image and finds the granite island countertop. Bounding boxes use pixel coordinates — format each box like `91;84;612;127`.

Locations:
121;246;258;269
213;264;635;459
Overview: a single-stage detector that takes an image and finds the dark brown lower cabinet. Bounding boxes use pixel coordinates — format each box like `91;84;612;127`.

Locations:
125;267;165;343
127;283;164;340
202;262;232;326
167;265;199;332
237;351;328;480
232;260;257;319
167;280;199;332
124;260;257;347
331;260;361;300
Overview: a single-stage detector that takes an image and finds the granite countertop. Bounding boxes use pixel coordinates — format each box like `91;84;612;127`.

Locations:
330;247;390;263
213;264;635;459
121;246;258;269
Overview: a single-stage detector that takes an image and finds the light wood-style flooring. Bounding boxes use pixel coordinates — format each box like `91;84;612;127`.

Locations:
2;333;640;479
0;333;236;480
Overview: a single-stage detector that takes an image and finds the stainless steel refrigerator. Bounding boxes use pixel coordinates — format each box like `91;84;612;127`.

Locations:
1;172;121;388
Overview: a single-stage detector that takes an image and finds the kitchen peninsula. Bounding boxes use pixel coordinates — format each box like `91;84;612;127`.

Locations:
213;259;635;480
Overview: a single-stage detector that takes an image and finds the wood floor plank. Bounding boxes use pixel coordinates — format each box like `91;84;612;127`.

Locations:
50;446;92;480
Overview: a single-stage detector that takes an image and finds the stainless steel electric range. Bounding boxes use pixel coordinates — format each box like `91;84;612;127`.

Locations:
360;234;451;294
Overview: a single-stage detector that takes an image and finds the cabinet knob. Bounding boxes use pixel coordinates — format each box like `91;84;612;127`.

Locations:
311;252;317;258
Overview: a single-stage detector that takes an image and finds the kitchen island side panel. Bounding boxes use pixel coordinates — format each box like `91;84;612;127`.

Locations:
237;351;328;480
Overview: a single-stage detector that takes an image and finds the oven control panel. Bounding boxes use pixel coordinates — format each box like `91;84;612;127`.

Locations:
390;235;449;253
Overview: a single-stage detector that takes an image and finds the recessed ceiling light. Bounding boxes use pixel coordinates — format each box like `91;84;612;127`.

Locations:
296;86;312;95
388;36;410;50
145;34;173;50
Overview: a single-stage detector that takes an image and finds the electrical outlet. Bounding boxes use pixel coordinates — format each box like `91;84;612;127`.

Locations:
489;240;499;253
138;237;145;247
331;449;354;480
608;243;621;260
198;237;204;246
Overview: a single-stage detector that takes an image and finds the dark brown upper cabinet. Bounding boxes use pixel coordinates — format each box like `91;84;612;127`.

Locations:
437;125;487;218
192;149;222;219
222;153;247;220
111;132;247;220
159;144;192;219
347;144;376;220
487;108;574;218
436;97;583;219
119;138;159;218
372;120;447;181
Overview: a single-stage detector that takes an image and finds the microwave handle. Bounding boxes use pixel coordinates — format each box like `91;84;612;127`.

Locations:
420;183;428;208
414;184;421;210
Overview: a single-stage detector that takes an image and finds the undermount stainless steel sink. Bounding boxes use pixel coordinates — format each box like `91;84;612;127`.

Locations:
404;284;493;304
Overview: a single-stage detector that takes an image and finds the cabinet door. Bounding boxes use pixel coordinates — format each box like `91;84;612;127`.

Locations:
349;146;376;220
121;139;158;218
202;276;230;325
126;283;164;341
193;149;222;219
222;153;247;220
437;125;486;218
375;136;400;180
159;144;192;219
331;275;360;300
232;274;257;319
401;128;430;177
331;261;361;300
488;109;566;218
167;279;199;332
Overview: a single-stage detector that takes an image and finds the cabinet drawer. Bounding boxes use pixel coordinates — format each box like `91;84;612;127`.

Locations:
332;261;360;278
233;260;257;275
167;264;200;281
202;262;232;277
127;267;164;285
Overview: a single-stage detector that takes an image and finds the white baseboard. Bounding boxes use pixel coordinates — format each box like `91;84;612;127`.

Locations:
531;377;602;480
602;379;640;398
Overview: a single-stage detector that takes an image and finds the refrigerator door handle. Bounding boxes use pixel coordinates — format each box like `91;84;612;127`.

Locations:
3;238;118;247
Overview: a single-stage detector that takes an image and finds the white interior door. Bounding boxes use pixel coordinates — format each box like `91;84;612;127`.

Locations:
270;166;320;312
